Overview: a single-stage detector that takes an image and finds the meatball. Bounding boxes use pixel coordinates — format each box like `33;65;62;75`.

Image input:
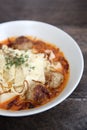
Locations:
8;36;33;50
33;84;50;104
46;72;64;88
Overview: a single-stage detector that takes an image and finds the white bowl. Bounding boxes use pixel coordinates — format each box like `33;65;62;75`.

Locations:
0;20;84;117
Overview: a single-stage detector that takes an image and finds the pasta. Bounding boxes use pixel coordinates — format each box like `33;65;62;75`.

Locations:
0;36;69;110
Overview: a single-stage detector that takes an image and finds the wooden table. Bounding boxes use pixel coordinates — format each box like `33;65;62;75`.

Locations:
0;0;87;130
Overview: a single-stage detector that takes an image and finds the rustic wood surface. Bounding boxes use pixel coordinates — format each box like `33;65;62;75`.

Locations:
0;0;87;130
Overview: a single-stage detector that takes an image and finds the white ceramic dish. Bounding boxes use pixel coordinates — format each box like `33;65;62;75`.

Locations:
0;20;84;117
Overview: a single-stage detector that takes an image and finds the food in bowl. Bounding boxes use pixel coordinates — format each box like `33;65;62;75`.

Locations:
0;36;69;110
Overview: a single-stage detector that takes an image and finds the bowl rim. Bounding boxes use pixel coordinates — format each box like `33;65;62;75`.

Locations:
0;20;84;117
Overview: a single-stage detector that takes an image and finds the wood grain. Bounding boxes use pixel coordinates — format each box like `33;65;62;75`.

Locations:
0;99;87;130
0;0;87;26
0;0;87;130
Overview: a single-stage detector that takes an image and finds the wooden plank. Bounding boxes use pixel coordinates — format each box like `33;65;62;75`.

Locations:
0;99;87;130
0;0;87;26
0;1;86;130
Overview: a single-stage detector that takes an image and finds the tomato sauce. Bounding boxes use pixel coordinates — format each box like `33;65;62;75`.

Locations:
0;36;69;110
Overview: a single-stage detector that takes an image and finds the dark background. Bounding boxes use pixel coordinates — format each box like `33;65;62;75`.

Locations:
0;0;87;130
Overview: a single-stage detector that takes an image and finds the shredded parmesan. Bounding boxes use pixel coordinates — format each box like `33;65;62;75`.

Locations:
0;45;63;99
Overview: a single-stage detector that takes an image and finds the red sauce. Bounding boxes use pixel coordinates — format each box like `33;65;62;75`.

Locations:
0;36;69;110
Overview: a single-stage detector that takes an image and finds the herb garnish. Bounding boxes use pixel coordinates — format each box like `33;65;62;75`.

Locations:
28;66;35;72
30;66;35;69
5;54;29;69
